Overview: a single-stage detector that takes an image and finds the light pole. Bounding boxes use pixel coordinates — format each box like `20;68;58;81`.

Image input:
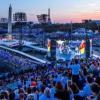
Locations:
69;21;73;42
13;12;27;49
37;14;48;47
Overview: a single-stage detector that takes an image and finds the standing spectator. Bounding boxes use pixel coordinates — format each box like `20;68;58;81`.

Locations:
83;75;93;97
69;59;80;85
39;87;52;100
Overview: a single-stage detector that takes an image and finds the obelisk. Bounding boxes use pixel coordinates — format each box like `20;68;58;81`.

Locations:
8;4;12;35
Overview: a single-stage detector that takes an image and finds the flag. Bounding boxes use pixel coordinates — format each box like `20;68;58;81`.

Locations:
48;39;51;52
80;40;86;54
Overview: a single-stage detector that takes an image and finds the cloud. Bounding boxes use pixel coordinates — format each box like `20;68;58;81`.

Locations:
88;3;97;7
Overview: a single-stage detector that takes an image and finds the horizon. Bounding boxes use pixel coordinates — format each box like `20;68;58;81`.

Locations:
0;0;100;23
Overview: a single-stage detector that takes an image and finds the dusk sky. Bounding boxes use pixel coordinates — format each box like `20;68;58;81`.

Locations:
0;0;100;23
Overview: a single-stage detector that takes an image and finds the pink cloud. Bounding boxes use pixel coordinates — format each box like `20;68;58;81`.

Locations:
52;12;100;23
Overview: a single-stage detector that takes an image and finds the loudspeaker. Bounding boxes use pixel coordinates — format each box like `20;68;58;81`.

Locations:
85;39;90;58
50;39;56;60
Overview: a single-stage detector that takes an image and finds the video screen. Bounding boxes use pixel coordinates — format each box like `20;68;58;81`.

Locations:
56;40;71;61
56;40;88;61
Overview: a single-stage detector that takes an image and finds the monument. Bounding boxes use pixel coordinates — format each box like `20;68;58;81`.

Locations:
7;4;12;40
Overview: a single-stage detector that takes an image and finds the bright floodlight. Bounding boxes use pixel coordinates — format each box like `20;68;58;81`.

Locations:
57;40;64;45
7;34;13;41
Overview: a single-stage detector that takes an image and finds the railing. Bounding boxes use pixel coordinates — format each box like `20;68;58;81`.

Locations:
0;45;48;64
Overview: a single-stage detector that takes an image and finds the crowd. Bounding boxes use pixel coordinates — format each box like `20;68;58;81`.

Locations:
0;49;38;72
0;49;100;100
